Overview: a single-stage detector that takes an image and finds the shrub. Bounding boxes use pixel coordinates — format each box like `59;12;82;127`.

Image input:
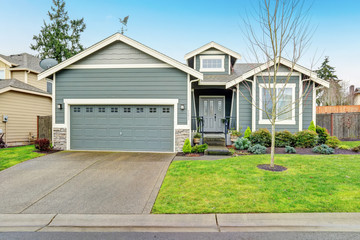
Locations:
312;144;334;154
352;145;360;152
285;146;296;154
182;138;192;153
191;144;208;153
235;137;251;150
230;128;242;137
34;138;51;152
275;130;296;147
338;145;350;150
248;144;267;154
325;136;340;148
295;130;318;148
308;120;316;132
244;127;252;139
316;125;329;144
193;132;201;138
249;128;271;147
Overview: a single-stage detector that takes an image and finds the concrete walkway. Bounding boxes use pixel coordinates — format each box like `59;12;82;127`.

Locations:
1;213;360;232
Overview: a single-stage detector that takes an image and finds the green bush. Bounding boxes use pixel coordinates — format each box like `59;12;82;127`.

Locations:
230;128;242;137
275;130;296;147
295;130;318;148
191;143;208;153
308;120;316;132
193;132;201;138
182;138;192;153
352;145;360;152
249;128;271;147
338;145;350;150
244;127;252;139
316;125;329;144
312;144;334;154
285;146;296;154
248;144;267;154
326;136;340;148
235;137;251;150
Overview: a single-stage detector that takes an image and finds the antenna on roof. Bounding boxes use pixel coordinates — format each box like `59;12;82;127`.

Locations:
39;58;58;70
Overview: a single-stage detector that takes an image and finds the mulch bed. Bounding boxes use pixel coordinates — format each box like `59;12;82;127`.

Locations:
257;164;287;172
228;147;360;155
176;152;204;157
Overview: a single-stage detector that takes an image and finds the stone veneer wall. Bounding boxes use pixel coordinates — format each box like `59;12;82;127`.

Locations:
53;128;66;150
175;128;190;152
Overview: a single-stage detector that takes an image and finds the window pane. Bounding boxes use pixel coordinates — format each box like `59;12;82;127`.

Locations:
262;88;272;120
218;100;222;112
278;88;292;120
209;101;214;115
203;101;208;116
202;58;222;69
47;82;52;94
0;70;5;79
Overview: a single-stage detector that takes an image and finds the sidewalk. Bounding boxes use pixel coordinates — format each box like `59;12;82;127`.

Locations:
1;213;360;232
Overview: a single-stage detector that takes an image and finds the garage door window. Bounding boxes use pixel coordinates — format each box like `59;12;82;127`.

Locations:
136;107;144;113
74;107;81;112
86;107;93;113
111;107;118;113
124;107;131;113
163;107;170;113
150;107;157;113
98;107;105;113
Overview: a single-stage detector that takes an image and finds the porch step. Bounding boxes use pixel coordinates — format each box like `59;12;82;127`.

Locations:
203;134;225;147
205;146;231;156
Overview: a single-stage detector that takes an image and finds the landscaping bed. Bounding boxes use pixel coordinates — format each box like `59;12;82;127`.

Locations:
228;146;360;155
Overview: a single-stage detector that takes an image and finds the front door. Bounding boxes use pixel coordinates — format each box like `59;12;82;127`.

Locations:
199;96;225;132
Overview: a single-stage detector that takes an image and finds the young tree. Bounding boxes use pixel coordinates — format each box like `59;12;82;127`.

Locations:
30;0;86;62
241;0;314;168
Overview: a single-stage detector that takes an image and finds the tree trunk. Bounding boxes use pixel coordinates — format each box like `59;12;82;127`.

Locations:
270;120;276;168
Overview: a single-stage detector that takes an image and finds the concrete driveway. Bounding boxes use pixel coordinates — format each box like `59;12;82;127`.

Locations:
0;151;174;214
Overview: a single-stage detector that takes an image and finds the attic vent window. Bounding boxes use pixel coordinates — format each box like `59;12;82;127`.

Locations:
199;55;225;72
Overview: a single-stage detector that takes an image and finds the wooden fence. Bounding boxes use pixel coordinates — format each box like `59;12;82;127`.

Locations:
37;116;52;141
316;113;360;140
317;105;360;114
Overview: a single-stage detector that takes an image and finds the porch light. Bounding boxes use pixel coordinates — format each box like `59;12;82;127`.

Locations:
57;104;63;110
180;104;185;110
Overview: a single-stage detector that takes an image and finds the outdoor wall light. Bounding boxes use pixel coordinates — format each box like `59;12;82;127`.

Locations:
180;104;185;110
57;104;63;110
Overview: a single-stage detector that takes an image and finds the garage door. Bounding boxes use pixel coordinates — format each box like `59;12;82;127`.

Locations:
70;105;174;152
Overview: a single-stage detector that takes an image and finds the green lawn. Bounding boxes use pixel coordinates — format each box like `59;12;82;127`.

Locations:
0;145;45;171
341;141;360;148
153;154;360;214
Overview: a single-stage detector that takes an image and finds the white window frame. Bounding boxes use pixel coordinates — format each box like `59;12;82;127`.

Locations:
199;55;225;72
0;68;5;79
258;83;296;125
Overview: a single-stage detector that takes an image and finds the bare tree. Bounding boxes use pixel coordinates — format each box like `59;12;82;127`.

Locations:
240;0;315;168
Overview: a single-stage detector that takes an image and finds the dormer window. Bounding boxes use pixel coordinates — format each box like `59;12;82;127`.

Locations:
199;55;225;72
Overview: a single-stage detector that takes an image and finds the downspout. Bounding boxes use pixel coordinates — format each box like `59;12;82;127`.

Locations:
190;79;201;141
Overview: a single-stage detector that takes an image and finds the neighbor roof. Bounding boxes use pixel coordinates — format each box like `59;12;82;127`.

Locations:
0;79;50;97
0;53;42;73
38;33;203;80
184;41;242;60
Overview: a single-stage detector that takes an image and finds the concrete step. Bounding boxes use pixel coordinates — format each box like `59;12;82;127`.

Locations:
203;134;226;147
205;146;231;156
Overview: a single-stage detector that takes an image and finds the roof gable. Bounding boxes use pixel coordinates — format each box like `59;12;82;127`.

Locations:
184;42;242;60
38;33;203;80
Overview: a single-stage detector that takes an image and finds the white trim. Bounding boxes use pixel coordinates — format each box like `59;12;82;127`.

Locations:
194;56;196;70
186;74;191;140
38;33;203;80
9;68;40;74
198;81;226;86
299;74;303;131
24;71;28;83
236;84;240;131
63;98;179;151
0;56;15;67
185;41;242;60
252;77;256;131
199;55;225;72
52;74;56;142
228;56;231;75
65;64;172;69
258;83;296;125
0;86;52;98
230;89;235;128
225;57;329;88
312;81;316;125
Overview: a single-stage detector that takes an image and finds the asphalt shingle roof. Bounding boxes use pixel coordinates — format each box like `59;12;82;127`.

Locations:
0;79;49;95
0;53;42;73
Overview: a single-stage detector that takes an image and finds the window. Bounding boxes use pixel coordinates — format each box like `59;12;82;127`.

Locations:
199;56;225;72
162;107;170;113
0;70;5;79
259;83;296;124
74;107;81;112
98;107;105;113
86;107;93;113
124;107;131;113
47;81;52;94
111;107;118;113
136;107;144;113
149;108;157;113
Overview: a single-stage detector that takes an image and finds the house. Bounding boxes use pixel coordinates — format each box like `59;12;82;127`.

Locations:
38;33;329;152
0;53;52;146
349;85;360;105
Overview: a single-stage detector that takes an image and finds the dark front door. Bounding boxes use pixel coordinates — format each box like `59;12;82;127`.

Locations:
199;96;225;132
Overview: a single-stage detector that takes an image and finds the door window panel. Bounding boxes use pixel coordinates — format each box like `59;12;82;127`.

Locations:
203;100;208;116
209;101;214;116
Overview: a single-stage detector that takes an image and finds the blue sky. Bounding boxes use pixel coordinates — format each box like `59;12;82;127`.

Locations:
0;0;359;86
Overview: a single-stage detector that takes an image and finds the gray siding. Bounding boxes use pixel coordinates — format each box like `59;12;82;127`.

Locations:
238;81;252;131
76;41;164;65
302;81;313;130
256;76;300;133
195;54;229;75
55;68;188;124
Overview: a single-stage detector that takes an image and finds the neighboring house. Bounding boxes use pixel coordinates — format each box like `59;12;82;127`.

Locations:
349;85;360;105
0;53;52;146
38;33;329;152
